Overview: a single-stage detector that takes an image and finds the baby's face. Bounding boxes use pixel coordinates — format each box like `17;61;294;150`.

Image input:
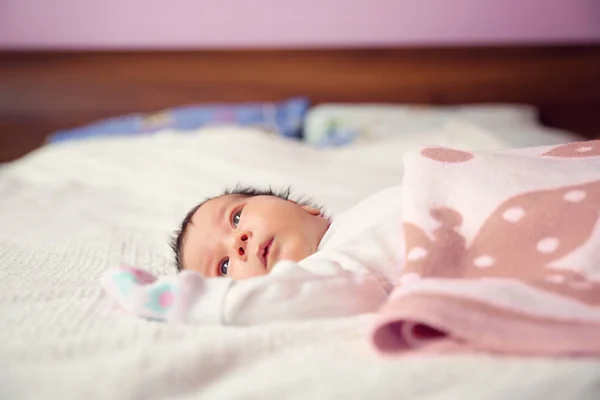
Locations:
180;194;329;279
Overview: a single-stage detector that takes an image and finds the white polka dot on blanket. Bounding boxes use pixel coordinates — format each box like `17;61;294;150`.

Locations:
563;190;586;203
473;255;495;268
537;237;559;254
502;207;525;223
407;247;427;261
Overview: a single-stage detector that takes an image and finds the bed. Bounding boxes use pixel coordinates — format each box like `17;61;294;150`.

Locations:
1;45;600;161
2;46;600;399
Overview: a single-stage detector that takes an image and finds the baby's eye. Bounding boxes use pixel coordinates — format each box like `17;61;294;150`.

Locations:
219;258;229;276
232;209;242;227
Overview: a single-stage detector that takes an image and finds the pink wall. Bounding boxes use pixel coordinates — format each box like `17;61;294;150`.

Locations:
1;0;599;49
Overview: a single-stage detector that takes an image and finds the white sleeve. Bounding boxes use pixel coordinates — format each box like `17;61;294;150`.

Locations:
188;260;389;325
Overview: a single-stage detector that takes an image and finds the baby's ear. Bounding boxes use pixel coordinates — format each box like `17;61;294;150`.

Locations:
300;205;322;216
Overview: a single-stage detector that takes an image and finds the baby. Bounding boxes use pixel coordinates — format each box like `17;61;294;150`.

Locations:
103;184;404;325
171;187;331;279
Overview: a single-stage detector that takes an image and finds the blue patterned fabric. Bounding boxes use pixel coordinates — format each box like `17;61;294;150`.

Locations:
48;97;310;143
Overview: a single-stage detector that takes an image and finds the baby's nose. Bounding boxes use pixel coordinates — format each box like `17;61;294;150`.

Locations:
231;231;251;260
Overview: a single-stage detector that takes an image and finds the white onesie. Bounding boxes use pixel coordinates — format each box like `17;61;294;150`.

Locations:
101;185;405;325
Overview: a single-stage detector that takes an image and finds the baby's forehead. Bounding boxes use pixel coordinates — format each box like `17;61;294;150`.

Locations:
190;194;244;225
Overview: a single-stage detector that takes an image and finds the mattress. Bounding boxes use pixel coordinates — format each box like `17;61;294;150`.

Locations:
1;125;599;400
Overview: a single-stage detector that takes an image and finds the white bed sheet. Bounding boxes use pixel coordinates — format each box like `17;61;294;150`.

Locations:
1;126;599;400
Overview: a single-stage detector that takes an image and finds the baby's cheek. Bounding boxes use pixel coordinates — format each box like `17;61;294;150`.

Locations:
279;238;314;263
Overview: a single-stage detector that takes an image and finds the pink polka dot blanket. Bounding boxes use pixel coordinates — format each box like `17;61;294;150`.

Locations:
371;139;600;357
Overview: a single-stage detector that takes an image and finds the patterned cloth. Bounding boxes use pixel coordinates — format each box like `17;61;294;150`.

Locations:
372;139;600;356
48;97;310;143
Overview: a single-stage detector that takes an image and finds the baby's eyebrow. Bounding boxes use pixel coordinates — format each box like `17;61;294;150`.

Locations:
216;195;246;226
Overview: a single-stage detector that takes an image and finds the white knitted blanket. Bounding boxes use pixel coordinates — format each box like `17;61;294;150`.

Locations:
2;127;599;400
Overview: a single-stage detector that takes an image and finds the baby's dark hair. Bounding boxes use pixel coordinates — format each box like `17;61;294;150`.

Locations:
170;185;325;271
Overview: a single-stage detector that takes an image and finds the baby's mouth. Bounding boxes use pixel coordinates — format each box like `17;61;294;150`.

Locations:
260;238;273;268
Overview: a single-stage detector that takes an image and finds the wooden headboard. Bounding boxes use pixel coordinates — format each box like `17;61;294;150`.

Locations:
1;45;599;162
